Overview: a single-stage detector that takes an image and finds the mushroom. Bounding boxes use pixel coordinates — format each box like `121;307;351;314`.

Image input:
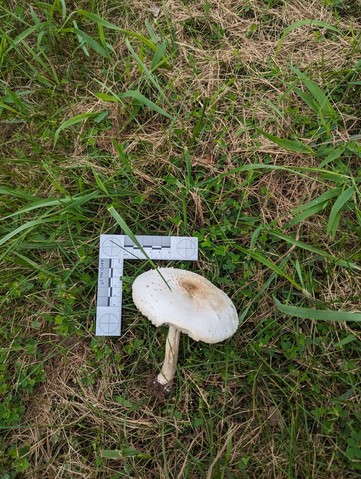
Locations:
132;267;238;393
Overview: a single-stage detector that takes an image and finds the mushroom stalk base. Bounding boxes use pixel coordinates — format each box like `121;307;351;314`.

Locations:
156;326;181;387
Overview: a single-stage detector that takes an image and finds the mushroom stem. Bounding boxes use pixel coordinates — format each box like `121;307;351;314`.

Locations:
156;325;181;387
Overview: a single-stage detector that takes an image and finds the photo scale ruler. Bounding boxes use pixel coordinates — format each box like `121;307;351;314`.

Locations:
96;234;198;336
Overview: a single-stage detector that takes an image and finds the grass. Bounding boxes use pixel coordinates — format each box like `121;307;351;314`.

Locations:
0;0;361;477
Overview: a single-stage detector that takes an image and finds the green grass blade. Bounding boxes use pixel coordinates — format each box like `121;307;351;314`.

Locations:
327;186;355;238
95;93;119;102
59;0;67;19
237;245;309;294
334;334;358;348
276;19;340;54
95;80;173;125
13;252;56;277
287;203;329;227
319;145;346;167
0;83;26;111
72;27;109;58
77;10;157;51
1;198;70;220
291;67;337;119
119;90;173;119
274;297;361;322
268;230;361;271
107;206;143;248
201;163;350;186
0;218;54;247
100;448;151;459
145;20;159;44
0;187;39;201
257;129;314;154
107;206;171;290
6;23;44;51
72;19;89;56
184;148;192;192
125;39;173;109
286;187;341;226
294;87;319;115
54;111;105;146
77;10;125;30
91;169;110;195
151;41;168;70
0;100;19;114
1;192;100;221
292;188;341;214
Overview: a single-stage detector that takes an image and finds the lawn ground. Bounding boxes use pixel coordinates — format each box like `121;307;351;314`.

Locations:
1;0;361;477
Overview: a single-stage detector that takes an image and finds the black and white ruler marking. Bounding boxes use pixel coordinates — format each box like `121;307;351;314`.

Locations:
96;234;198;336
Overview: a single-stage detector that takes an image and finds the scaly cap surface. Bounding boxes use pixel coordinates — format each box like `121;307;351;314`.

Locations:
132;268;238;343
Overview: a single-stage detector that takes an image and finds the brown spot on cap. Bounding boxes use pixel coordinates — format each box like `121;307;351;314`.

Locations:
180;279;200;296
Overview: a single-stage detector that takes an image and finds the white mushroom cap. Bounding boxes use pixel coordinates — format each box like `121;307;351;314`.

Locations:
132;267;238;343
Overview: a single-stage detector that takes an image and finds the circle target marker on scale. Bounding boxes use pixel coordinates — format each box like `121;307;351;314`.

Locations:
99;313;120;334
176;239;197;258
102;238;123;257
